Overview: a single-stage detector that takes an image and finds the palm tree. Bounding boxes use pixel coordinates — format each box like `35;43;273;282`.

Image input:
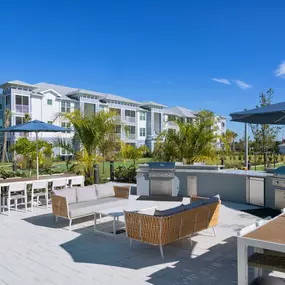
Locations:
23;113;31;137
1;108;11;163
60;110;118;181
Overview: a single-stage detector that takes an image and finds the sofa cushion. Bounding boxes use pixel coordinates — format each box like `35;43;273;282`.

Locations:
76;185;97;203
95;182;115;199
69;197;122;218
154;204;185;217
53;187;77;204
202;194;220;206
184;200;204;210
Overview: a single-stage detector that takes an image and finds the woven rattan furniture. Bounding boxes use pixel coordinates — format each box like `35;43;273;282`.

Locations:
124;196;221;259
52;182;130;230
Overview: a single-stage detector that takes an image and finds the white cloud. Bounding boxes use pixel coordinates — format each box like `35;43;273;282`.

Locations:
275;60;285;77
212;78;231;85
234;80;252;89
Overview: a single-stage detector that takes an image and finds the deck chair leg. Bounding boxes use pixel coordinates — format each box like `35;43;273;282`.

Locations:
212;227;216;237
7;199;10;216
36;197;39;207
15;199;18;211
100;214;102;223
55;216;58;224
69;219;72;231
45;193;49;209
159;244;164;260
189;235;193;247
129;239;132;249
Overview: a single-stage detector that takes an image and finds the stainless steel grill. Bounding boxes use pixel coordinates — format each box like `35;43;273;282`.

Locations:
272;166;285;209
148;162;175;196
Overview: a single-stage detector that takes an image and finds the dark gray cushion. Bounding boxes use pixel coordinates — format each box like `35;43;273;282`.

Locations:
69;197;122;218
76;185;97;203
53;187;77;204
184;200;204;210
154;204;185;216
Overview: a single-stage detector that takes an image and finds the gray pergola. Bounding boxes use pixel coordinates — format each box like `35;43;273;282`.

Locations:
230;101;285;168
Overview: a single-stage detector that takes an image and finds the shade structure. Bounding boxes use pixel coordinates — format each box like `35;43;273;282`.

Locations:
230;101;285;124
0;120;69;179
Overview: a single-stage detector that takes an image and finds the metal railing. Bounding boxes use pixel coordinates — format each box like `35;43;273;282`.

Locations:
16;105;29;113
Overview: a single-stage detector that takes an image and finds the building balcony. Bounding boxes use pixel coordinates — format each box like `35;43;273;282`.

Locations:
16;105;29;113
125;116;136;123
126;134;136;140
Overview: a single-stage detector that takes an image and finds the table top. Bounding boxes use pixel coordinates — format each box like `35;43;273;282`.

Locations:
245;214;285;245
0;174;83;186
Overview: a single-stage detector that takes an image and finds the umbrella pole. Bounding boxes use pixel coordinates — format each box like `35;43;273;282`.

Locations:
244;123;249;169
36;132;39;179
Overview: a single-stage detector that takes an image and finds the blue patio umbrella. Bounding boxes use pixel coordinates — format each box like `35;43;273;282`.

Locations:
0;120;69;179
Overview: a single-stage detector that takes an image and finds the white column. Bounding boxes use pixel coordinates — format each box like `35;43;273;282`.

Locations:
237;238;248;285
245;123;248;168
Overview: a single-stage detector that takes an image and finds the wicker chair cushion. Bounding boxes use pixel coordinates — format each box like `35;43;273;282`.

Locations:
202;195;220;206
69;197;122;218
184;200;204;210
154;204;185;216
76;185;97;202
95;182;115;198
53;188;77;204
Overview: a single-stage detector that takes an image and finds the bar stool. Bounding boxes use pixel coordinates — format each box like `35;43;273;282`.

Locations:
4;182;27;215
70;176;84;187
52;178;67;191
31;180;49;211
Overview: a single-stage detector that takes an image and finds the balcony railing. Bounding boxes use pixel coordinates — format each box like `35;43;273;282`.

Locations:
125;116;136;123
16;105;29;113
127;134;136;140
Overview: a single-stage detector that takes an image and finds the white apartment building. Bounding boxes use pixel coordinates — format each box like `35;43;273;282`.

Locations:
0;80;227;155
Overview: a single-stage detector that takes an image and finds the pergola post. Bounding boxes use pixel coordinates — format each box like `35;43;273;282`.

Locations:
244;123;248;169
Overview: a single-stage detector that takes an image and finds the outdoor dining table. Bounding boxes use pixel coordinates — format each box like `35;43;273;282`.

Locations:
237;213;285;285
0;174;84;213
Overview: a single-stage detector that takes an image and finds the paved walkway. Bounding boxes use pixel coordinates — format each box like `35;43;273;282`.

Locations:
0;203;284;285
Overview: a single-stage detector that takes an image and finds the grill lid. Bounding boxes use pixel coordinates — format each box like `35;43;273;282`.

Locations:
274;166;285;176
148;162;175;169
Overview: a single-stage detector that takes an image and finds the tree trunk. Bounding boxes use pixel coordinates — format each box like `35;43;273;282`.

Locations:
1;133;7;163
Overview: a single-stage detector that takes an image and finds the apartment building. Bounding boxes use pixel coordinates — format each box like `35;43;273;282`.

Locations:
0;80;227;154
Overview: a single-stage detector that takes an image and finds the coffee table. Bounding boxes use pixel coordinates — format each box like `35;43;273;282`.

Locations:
93;199;183;236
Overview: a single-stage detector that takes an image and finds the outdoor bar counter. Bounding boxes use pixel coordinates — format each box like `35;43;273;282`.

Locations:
136;164;277;208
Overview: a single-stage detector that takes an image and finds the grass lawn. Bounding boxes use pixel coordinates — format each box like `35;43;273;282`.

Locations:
0;158;153;179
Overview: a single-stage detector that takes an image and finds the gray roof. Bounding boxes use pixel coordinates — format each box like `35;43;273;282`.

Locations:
0;80;37;89
140;101;167;108
34;82;77;95
165;106;196;118
104;94;141;105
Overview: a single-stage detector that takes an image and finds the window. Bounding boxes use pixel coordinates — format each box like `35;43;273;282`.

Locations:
61;122;71;133
47;121;53;124
129;126;136;134
5;96;10;106
140;128;146;137
140;112;146;121
47;99;52;105
115;125;121;134
16;116;24;125
84;103;95;117
61;102;71;113
0;98;2;110
221;122;225;128
15;95;29;112
125;110;135;117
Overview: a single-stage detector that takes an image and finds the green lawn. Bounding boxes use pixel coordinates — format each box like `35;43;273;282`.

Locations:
0;158;153;179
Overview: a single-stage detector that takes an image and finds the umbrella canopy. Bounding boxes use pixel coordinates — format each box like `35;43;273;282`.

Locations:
0;120;70;179
230;102;285;124
0;120;69;132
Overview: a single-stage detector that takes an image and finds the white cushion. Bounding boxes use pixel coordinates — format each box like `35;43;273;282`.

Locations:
53;188;77;204
76;185;97;202
95;182;115;199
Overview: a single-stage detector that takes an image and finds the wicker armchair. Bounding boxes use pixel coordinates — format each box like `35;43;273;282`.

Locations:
124;197;221;259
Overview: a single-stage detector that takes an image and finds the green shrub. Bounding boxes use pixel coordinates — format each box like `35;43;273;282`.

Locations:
115;164;136;183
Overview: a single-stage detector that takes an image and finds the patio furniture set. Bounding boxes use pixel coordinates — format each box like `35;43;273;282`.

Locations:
52;182;221;259
0;175;84;215
237;209;285;284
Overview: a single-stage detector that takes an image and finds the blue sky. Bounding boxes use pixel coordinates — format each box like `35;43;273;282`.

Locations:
1;0;285;137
